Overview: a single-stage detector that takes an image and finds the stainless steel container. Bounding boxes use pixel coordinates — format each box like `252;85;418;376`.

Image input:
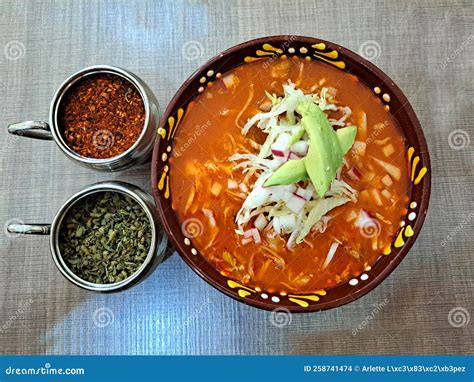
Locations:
8;65;160;171
7;181;168;292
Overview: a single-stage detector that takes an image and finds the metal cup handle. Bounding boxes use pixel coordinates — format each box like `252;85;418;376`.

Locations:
7;223;51;235
8;121;53;140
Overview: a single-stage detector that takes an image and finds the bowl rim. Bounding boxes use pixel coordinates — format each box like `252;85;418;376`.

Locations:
151;35;431;312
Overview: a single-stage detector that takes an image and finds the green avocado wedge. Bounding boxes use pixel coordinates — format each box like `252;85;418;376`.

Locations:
263;101;357;195
336;125;357;155
264;159;308;187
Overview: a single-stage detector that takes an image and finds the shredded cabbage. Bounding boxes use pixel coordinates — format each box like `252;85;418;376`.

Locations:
230;81;358;249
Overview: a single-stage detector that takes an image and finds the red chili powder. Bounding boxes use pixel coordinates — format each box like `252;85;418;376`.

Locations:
60;73;145;159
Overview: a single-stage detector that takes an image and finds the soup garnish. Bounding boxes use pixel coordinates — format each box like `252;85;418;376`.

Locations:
232;81;359;248
170;57;409;293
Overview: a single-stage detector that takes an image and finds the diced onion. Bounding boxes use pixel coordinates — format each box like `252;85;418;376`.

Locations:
290;140;309;155
254;213;267;231
352;141;367;156
211;182;223;196
239;183;249;193
251;228;261;244
286;195;306;213
228;179;238;189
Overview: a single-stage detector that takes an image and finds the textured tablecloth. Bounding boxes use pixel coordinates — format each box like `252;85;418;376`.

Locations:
0;0;472;355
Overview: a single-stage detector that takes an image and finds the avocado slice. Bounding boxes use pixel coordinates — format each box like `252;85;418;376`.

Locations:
336;125;357;155
263;103;357;194
298;101;342;197
288;126;305;147
264;159;308;187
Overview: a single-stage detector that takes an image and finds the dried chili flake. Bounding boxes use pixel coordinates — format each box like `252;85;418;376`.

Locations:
60;73;145;159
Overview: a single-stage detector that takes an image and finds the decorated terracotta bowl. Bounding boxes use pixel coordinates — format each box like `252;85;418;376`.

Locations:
151;36;431;312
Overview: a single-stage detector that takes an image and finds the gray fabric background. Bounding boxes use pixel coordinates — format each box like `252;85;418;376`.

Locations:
0;0;472;355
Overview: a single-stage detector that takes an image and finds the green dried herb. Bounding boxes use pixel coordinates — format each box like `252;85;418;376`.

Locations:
59;191;152;284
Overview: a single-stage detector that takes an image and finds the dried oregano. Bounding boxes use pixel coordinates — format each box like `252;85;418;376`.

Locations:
59;191;152;284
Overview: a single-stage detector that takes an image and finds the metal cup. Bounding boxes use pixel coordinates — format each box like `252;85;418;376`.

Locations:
7;181;168;292
8;65;160;171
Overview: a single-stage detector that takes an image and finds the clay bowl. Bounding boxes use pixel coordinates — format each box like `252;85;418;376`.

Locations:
151;35;431;312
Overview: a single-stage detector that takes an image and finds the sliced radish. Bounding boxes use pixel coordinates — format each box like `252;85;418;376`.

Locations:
271;148;288;157
288;152;300;160
271;133;291;157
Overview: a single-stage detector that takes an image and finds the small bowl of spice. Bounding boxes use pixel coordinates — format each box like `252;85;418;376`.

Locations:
8;66;160;171
7;181;168;291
